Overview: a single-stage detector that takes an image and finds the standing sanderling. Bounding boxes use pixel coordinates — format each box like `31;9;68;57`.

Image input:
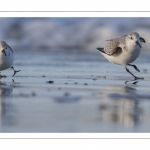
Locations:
0;41;20;77
96;32;146;79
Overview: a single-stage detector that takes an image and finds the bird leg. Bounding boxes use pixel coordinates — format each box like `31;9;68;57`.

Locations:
125;66;144;80
128;64;140;72
11;67;20;77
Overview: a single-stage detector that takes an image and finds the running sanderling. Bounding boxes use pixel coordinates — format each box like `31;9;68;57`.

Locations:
0;41;20;77
96;32;146;79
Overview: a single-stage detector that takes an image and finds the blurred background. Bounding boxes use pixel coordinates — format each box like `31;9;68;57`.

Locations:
0;17;149;51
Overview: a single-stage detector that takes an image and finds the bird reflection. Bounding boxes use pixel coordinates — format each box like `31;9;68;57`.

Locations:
0;81;15;130
0;82;13;96
99;84;142;128
125;78;140;85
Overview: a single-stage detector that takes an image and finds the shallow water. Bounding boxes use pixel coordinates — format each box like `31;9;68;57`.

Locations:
0;50;150;132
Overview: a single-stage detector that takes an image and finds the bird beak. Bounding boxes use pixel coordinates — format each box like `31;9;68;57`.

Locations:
140;37;146;43
2;49;7;56
136;41;142;48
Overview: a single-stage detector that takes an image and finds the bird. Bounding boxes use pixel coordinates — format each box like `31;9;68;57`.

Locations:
96;32;146;79
0;41;20;77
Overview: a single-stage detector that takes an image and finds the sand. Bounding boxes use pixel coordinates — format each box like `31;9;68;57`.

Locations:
0;49;150;132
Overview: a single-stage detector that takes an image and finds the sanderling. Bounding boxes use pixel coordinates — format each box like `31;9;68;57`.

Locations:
96;32;146;79
0;41;20;77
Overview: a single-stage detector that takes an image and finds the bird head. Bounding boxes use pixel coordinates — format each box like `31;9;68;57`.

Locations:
126;32;146;49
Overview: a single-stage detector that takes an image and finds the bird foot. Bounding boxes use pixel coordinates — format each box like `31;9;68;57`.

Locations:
12;70;21;77
11;67;21;77
134;77;144;80
135;66;140;72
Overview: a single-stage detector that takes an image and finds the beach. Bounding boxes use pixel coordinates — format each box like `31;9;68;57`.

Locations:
0;49;150;132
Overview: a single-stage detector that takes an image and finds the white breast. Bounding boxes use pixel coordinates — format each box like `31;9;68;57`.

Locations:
0;48;14;71
102;45;141;66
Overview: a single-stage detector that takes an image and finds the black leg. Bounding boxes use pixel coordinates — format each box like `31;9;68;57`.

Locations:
11;67;20;77
128;64;140;72
125;66;144;80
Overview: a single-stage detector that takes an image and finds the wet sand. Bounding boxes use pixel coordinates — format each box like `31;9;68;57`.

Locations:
0;50;150;132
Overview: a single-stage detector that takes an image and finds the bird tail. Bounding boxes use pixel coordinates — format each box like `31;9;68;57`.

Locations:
96;48;105;54
96;48;109;59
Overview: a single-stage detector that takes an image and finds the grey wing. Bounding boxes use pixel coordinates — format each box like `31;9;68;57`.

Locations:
106;38;116;41
7;44;13;53
104;39;122;55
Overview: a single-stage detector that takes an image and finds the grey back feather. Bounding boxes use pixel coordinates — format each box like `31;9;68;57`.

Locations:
104;37;126;55
0;41;13;53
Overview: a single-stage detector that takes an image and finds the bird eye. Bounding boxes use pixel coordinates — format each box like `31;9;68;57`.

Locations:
130;37;133;40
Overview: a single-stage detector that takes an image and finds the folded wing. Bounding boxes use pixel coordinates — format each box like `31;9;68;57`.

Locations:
104;38;123;55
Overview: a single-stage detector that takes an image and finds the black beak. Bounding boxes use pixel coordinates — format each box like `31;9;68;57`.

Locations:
136;41;142;48
140;37;146;43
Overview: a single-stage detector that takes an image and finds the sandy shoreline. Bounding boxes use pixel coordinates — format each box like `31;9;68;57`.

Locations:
0;50;150;132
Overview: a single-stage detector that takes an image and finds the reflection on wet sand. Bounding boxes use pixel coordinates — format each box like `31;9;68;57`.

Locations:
0;82;13;96
0;81;15;130
99;83;143;128
125;79;140;84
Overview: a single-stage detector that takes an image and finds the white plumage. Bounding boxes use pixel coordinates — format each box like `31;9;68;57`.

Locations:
97;32;146;79
0;41;20;77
